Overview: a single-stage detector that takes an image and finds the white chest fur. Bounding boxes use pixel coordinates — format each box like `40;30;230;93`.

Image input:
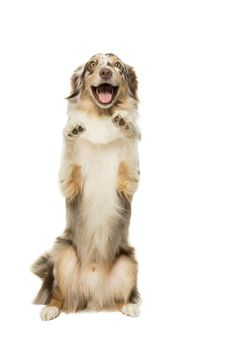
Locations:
74;139;123;227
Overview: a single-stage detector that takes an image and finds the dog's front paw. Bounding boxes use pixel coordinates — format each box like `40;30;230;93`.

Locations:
64;121;86;139
112;114;131;132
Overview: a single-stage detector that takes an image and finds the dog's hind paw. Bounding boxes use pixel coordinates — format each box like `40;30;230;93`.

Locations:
64;121;86;139
40;306;60;321
120;303;140;317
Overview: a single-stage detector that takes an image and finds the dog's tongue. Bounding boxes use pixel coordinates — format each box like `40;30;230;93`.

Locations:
97;85;113;104
98;91;112;104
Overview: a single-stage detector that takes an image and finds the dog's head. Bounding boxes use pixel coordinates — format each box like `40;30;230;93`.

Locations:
67;53;138;109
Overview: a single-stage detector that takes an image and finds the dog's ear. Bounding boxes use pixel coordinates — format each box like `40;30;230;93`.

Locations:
66;64;86;101
125;65;138;100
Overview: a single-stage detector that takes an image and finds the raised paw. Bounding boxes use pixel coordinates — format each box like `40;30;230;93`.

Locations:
64;122;86;139
120;303;140;317
40;306;60;321
112;114;131;132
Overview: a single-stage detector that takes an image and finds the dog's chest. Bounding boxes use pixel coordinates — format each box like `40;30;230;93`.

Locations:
74;138;123;198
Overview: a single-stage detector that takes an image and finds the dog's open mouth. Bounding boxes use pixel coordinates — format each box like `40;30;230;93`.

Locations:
91;84;119;105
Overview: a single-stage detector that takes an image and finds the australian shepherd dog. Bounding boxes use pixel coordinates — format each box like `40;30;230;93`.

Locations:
32;53;141;320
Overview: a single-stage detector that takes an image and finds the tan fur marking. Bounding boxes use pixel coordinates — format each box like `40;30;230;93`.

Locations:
56;246;79;296
60;165;82;200
117;161;139;200
48;287;63;309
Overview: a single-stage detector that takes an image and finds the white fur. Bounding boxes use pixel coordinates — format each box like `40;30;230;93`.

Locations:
120;303;140;317
100;54;108;67
40;306;60;321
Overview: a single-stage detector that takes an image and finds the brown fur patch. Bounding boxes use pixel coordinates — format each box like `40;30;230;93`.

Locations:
117;161;139;200
48;287;63;309
126;65;138;100
66;64;87;100
32;253;54;305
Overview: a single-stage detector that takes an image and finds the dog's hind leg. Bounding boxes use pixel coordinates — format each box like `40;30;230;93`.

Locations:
40;286;63;321
120;287;141;317
107;253;140;317
32;253;63;320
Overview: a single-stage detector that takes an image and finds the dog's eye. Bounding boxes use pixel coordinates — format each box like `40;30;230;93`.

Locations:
90;61;97;68
115;62;122;69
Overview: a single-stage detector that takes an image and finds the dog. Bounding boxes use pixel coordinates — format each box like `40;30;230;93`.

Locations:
32;53;141;320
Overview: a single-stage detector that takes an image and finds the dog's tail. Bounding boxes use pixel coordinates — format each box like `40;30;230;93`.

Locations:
31;252;54;305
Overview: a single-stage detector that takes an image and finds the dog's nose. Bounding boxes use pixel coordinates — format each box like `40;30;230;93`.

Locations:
99;68;112;80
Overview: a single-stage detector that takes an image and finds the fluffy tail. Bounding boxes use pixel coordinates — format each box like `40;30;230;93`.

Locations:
31;252;54;305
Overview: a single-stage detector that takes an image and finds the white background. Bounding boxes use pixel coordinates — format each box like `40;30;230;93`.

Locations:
0;0;232;349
